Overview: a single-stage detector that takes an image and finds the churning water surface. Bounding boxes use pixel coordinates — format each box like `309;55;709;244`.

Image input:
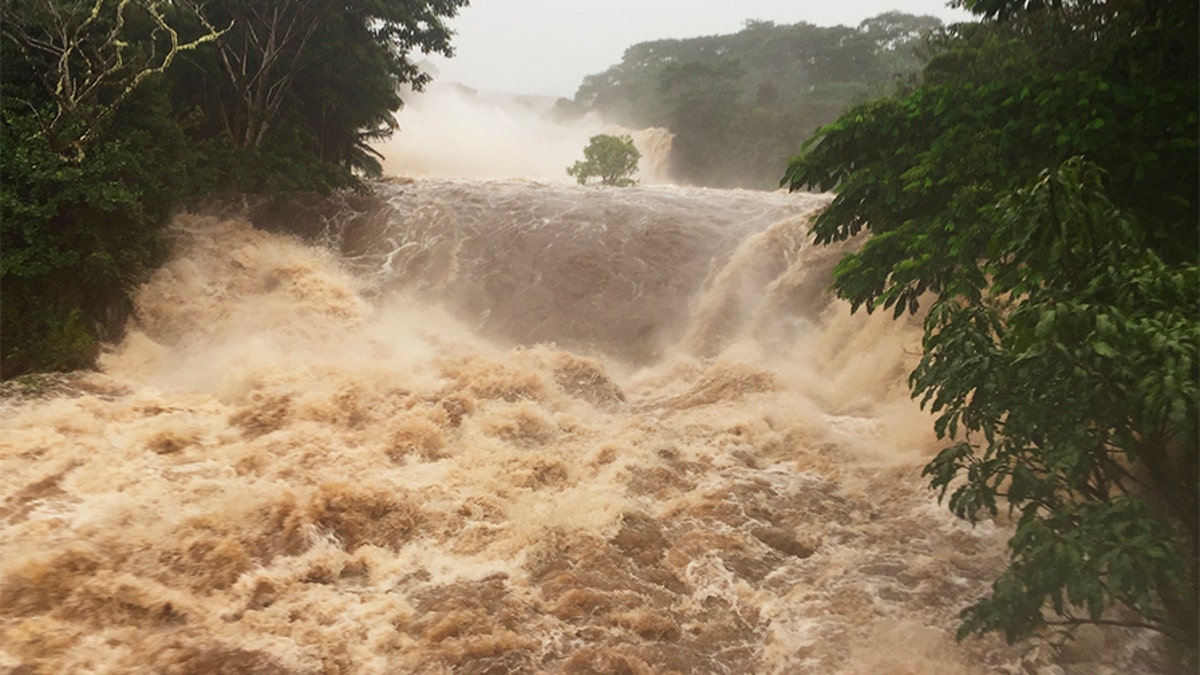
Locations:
0;178;1170;673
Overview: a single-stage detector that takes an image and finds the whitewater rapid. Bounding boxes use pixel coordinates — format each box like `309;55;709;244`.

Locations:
0;179;1168;673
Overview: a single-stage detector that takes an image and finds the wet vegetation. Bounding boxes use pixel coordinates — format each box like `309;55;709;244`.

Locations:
786;0;1198;656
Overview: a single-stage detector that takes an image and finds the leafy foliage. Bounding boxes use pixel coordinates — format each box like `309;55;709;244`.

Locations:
784;0;1198;649
916;160;1198;643
1;81;188;375
567;134;641;187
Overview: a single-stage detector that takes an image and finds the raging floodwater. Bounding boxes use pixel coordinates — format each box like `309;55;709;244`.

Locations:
0;179;1169;673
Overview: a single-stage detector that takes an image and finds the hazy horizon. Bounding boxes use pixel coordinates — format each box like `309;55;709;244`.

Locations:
425;1;973;98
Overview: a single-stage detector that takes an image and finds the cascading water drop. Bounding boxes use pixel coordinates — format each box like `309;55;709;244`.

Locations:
0;178;1172;674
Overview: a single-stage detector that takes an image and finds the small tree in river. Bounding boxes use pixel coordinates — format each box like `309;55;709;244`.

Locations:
567;134;640;186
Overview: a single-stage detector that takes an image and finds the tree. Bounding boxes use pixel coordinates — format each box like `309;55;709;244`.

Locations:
0;0;224;160
567;134;641;187
658;59;743;185
206;0;324;149
1;1;217;377
857;11;943;75
783;0;1197;651
174;0;467;186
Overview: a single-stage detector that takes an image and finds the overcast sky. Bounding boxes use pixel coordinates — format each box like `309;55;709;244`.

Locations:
423;1;974;98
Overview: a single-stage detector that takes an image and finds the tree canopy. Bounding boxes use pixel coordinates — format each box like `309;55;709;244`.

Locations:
784;0;1197;652
559;13;943;188
567;134;641;187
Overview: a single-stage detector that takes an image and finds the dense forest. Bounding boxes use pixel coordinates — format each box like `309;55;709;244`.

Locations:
787;0;1198;655
1;0;468;377
557;13;943;188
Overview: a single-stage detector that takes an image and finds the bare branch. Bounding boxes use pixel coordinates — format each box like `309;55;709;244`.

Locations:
1;0;227;160
211;1;324;148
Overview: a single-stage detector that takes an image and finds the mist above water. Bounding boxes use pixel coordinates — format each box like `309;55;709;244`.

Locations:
377;82;673;184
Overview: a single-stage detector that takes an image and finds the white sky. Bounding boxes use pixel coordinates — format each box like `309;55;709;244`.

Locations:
424;1;974;98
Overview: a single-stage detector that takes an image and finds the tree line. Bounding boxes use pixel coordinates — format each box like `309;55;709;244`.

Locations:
786;0;1197;659
1;0;468;377
556;13;943;189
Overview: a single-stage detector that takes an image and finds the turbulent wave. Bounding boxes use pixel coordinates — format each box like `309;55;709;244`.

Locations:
0;179;1167;673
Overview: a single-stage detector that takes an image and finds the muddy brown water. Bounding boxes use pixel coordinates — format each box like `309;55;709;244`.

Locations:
0;179;1170;673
